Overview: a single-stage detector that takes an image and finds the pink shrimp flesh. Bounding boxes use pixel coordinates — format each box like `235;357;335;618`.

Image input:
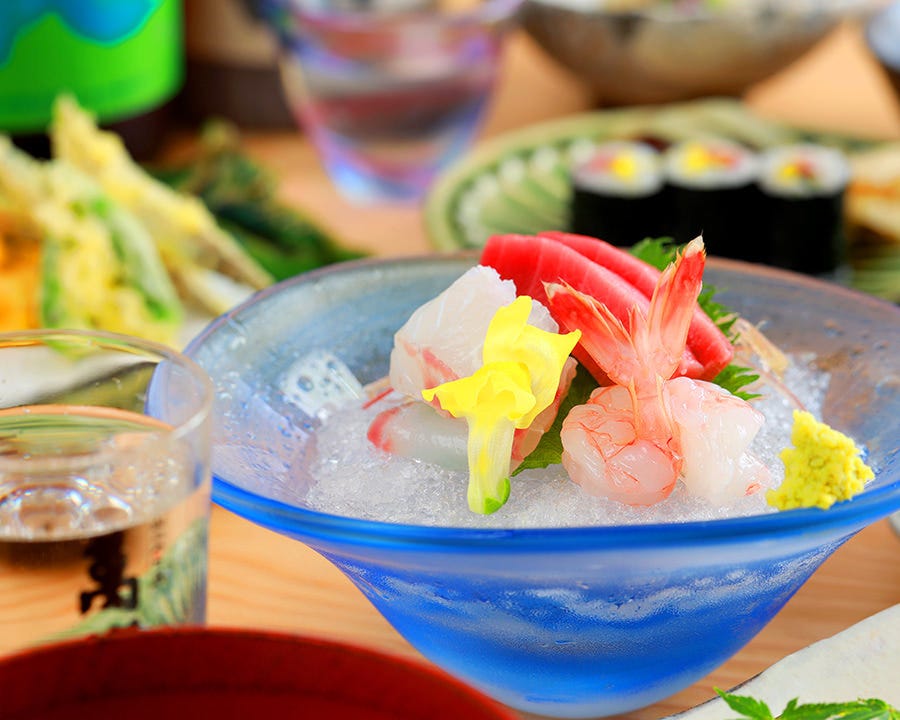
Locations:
666;377;770;504
554;237;766;506
562;385;680;506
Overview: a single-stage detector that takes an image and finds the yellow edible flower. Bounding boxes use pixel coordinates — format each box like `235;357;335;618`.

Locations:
766;410;874;511
422;296;580;514
425;361;533;514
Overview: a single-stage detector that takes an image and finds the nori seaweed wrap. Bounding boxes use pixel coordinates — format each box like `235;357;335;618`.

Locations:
758;144;850;275
663;138;764;261
569;141;671;246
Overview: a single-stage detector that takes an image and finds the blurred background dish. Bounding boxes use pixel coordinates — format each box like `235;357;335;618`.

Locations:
0;97;366;346
520;0;887;106
182;0;295;130
866;0;900;98
0;627;517;720
424;98;900;302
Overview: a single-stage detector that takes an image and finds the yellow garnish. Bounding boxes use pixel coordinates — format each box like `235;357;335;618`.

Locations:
682;144;736;174
777;163;801;183
766;410;874;510
610;154;638;180
425;362;532;514
683;145;714;173
422;296;580;514
776;160;816;186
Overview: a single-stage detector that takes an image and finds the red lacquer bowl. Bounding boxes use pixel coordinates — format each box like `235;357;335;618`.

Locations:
0;627;518;720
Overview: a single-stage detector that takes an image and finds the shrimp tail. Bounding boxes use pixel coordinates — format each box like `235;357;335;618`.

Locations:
545;280;640;387
645;236;706;380
545;236;707;388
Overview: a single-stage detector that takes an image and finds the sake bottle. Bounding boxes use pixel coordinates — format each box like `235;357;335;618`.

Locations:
0;0;184;159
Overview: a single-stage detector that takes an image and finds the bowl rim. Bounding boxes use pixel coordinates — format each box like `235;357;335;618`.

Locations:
187;254;900;553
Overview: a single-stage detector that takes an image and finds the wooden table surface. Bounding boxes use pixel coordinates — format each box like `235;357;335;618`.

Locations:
203;22;900;719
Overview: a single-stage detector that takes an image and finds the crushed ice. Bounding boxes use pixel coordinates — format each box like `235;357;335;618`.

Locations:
302;352;830;528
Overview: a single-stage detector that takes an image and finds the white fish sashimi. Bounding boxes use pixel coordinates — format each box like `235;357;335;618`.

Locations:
371;268;571;475
367;398;468;471
388;265;557;400
369;357;578;473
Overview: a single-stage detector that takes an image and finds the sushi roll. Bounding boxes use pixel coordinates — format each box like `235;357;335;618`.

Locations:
569;141;671;246
663;138;765;261
758;144;850;275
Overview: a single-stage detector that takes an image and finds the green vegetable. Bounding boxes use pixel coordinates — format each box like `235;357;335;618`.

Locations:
89;196;184;325
37;189;184;345
628;236;680;270
52;96;273;317
38;233;71;328
219;216;359;280
0;137;183;345
712;363;761;402
158;122;367;281
717;689;900;720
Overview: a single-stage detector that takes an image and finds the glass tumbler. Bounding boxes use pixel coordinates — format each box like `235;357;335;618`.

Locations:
264;0;522;203
0;330;213;655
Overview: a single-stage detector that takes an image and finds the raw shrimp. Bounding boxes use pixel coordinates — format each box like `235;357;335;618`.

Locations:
370;264;570;471
666;376;768;505
549;237;768;506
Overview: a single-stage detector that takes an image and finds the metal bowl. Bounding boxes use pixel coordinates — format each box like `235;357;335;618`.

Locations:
521;0;886;105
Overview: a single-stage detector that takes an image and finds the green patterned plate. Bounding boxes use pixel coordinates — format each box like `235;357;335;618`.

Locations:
424;98;898;302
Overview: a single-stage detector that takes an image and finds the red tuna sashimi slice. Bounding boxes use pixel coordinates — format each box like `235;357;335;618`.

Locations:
538;231;734;380
480;234;705;380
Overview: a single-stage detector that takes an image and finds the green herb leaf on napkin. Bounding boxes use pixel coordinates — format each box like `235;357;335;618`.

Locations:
717;689;900;720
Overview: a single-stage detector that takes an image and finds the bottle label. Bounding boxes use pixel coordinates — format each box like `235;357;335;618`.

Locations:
0;0;184;132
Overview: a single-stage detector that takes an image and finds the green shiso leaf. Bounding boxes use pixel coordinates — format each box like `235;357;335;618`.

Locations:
716;690;900;720
712;363;761;401
629;236;680;271
631;237;734;333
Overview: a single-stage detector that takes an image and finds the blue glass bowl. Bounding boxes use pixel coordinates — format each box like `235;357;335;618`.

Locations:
185;255;900;719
